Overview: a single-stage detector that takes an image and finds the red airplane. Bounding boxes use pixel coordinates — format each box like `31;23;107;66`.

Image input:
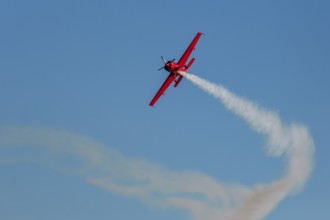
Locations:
149;32;202;106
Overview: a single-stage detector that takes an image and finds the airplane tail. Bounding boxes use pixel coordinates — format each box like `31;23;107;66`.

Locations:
174;75;184;88
185;58;195;71
174;58;195;88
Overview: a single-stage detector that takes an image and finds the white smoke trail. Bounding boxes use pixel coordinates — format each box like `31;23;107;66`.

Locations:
179;71;314;220
0;125;250;219
0;73;314;220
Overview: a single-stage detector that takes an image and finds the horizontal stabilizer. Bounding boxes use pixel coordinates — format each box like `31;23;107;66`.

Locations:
185;58;195;71
174;75;184;88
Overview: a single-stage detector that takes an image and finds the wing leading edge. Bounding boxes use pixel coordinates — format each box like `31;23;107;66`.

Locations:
177;32;202;67
149;74;175;107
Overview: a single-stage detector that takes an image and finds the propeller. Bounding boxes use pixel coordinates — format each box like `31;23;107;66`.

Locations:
158;56;175;71
161;56;167;64
158;56;167;71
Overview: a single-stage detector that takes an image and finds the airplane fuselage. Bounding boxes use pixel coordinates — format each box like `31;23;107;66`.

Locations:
164;61;182;76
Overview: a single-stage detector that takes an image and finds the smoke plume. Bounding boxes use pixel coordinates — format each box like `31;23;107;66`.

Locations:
0;73;314;220
180;71;314;219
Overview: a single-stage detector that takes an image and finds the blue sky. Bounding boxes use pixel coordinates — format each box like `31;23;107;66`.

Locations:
0;0;329;220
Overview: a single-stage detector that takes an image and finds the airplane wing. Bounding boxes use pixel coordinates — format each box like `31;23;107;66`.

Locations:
177;32;202;67
149;74;175;106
